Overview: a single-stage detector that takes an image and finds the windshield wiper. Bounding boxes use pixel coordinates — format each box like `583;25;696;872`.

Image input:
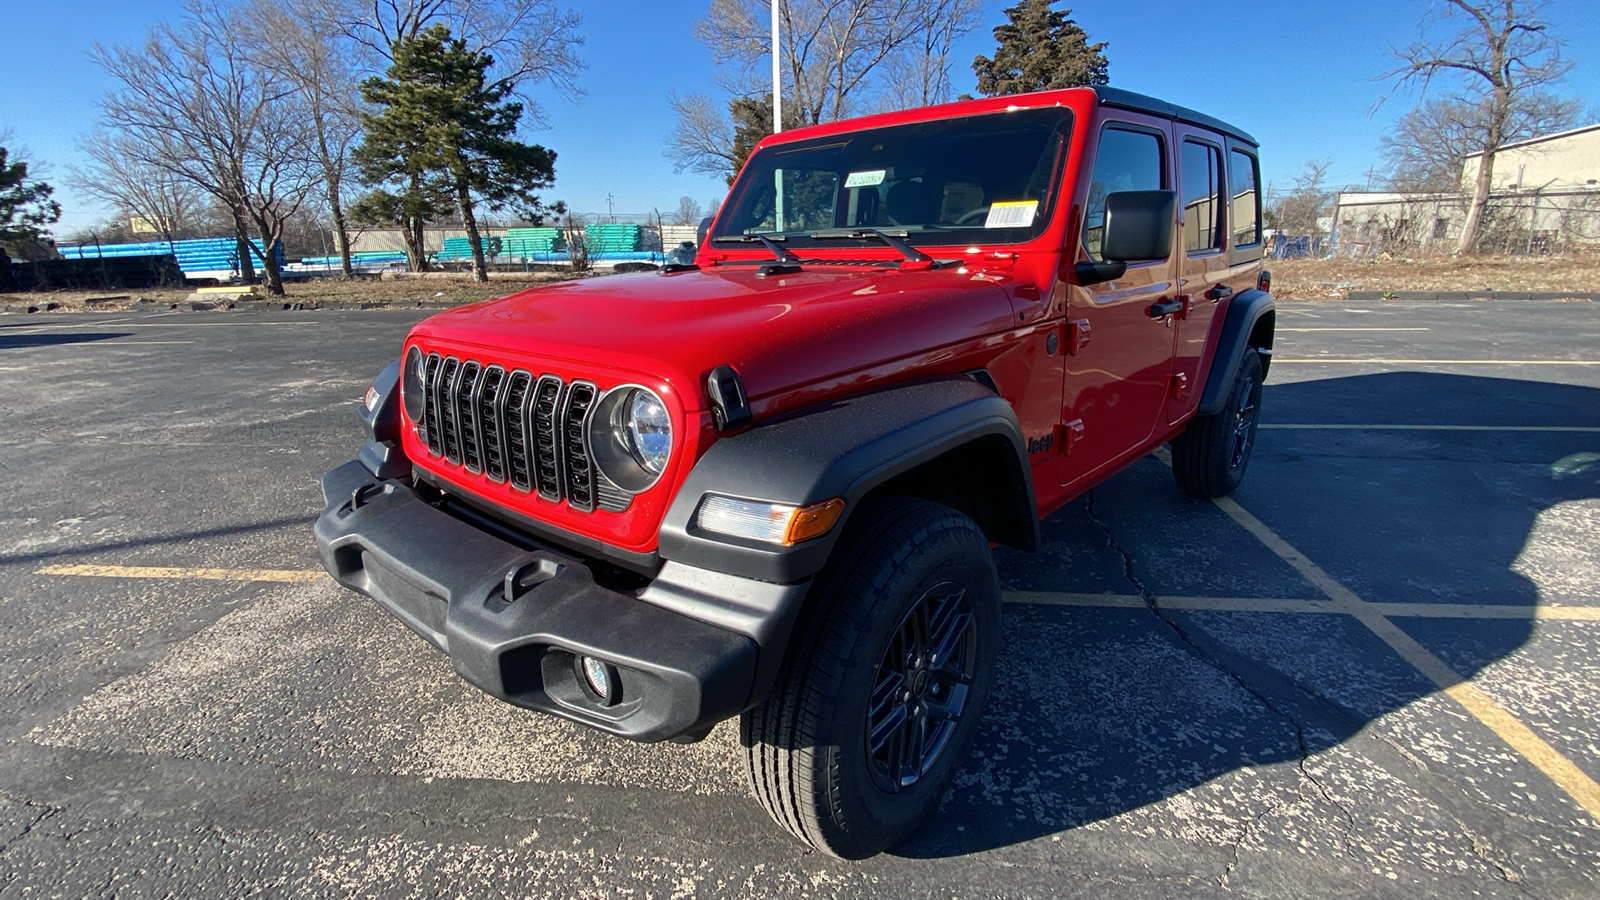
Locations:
710;233;798;262
810;229;932;264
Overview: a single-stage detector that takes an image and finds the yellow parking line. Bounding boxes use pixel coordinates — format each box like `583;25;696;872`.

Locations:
1260;424;1600;433
1212;496;1600;821
1275;359;1600;366
1377;603;1600;622
35;564;325;583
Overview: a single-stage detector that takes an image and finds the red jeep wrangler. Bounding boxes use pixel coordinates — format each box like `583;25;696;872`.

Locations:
316;85;1274;858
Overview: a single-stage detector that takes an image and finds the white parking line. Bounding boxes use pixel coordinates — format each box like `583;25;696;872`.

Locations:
1259;424;1600;433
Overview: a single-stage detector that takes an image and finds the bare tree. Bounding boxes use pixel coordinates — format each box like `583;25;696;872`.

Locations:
71;132;207;249
693;0;982;126
1386;0;1573;254
669;0;985;177
1379;92;1582;191
671;196;704;226
338;0;586;117
92;0;323;294
876;0;984;110
1269;160;1334;237
241;0;364;276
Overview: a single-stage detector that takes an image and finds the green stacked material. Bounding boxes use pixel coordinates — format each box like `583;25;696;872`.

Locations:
584;223;643;253
436;235;501;260
503;226;565;256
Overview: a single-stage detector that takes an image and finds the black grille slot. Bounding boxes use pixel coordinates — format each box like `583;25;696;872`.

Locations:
457;362;484;472
436;357;463;463
563;382;598;512
502;371;533;490
421;353;443;454
478;366;507;482
532;376;565;502
411;357;615;516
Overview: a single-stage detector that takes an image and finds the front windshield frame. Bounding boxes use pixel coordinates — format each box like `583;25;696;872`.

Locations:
711;106;1076;252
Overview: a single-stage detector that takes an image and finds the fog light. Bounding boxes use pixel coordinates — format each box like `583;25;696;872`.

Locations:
578;656;618;705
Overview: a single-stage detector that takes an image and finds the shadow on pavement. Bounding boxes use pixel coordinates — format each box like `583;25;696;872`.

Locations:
0;332;132;349
896;372;1599;857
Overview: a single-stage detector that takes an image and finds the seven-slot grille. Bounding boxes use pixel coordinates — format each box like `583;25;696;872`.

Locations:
417;352;624;512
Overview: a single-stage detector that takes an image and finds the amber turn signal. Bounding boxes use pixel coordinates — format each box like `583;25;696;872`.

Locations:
784;498;847;545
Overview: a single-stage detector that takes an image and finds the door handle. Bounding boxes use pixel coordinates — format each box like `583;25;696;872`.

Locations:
1205;285;1234;302
1148;298;1184;318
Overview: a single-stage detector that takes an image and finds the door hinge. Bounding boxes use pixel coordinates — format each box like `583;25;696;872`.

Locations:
1054;418;1086;455
1167;372;1189;399
1066;319;1092;355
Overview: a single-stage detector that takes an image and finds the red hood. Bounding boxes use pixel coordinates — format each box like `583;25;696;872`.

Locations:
408;265;1018;410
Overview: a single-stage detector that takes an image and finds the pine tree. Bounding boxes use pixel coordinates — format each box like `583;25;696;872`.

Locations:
972;1;1109;96
0;146;61;259
354;25;559;282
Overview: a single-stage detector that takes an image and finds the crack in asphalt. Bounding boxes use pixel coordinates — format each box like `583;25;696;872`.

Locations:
1084;490;1361;888
0;799;61;856
1371;732;1531;890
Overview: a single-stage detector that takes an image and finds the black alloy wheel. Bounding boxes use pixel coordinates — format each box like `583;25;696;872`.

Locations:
867;581;977;793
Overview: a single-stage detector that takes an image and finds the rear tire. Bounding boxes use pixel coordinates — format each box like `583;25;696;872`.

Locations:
1171;351;1264;498
740;497;1000;859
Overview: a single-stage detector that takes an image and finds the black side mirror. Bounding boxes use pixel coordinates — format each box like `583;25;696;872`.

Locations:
697;216;715;248
1102;190;1176;262
1075;190;1176;286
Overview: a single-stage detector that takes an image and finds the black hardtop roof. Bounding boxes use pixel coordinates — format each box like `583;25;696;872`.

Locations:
1091;86;1258;147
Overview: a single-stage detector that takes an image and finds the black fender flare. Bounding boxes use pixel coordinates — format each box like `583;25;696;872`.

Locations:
1197;289;1275;416
658;378;1039;584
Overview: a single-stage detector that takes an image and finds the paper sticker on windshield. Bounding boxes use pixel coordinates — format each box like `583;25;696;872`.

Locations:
844;169;887;188
985;201;1038;228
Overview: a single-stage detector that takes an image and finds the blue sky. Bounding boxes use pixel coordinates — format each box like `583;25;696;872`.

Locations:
3;0;1597;235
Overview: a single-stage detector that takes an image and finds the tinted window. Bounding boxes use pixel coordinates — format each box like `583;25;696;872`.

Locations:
1084;127;1165;259
713;107;1075;249
1181;140;1224;253
1230;149;1261;247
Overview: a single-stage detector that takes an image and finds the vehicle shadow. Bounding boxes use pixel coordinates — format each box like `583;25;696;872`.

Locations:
894;371;1600;858
0;332;132;349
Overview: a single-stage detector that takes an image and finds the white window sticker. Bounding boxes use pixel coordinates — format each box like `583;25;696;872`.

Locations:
844;169;887;189
984;200;1038;228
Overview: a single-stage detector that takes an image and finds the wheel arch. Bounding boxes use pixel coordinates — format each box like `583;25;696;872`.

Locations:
1197;289;1275;416
658;378;1039;585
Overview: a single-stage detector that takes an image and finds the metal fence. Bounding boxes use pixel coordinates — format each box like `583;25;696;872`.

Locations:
1331;188;1600;257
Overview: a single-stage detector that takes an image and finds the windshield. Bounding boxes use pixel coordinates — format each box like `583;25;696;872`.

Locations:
713;107;1075;250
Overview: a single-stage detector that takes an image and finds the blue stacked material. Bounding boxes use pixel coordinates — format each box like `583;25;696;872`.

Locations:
58;237;286;276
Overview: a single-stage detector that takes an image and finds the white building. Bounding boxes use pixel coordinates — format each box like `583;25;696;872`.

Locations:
1332;123;1600;255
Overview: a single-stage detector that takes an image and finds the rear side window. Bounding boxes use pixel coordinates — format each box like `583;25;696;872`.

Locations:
1084;126;1165;260
1229;149;1261;248
1181;139;1224;253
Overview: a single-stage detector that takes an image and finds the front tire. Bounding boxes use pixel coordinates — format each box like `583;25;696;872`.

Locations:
1171;351;1264;498
741;497;1000;859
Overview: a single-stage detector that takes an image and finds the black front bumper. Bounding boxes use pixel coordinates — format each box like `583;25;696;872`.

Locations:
314;459;766;742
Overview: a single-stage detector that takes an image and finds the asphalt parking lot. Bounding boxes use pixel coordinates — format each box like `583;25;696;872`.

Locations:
0;295;1597;898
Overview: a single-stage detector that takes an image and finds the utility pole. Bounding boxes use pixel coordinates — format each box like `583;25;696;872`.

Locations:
606;193;615;223
771;0;782;134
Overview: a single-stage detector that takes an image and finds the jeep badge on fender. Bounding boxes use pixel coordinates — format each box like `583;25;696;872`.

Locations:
315;86;1274;859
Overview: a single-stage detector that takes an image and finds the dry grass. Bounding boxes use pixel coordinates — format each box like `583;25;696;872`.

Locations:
1;270;580;313
7;255;1599;313
1272;254;1600;300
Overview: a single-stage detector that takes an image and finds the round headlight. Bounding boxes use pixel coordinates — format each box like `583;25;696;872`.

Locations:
402;346;426;424
593;386;673;493
623;389;672;475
